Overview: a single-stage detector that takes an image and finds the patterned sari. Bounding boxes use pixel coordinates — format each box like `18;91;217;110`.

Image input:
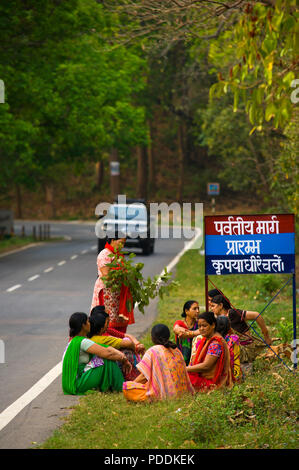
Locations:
123;345;194;402
228;309;266;363
174;320;199;365
188;334;233;392
90;243;135;331
225;334;242;382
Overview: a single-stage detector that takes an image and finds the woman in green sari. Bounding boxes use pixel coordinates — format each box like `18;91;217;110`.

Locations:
62;312;132;395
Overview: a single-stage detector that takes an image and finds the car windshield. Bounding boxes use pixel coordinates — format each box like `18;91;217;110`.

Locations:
107;205;147;221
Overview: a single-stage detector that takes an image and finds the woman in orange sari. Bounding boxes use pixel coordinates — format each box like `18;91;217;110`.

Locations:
90;236;134;334
187;311;233;392
123;324;194;402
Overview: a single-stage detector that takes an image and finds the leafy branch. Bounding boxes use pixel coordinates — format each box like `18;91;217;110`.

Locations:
102;251;180;314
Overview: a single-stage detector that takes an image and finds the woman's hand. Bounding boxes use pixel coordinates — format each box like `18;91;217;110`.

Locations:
174;325;189;339
135;342;146;356
121;356;132;375
263;332;272;346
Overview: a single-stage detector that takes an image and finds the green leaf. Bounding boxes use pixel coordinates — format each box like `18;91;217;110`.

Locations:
265;102;276;121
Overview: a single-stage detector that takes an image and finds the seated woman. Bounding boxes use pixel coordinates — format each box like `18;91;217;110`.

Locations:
216;315;242;383
90;305;146;356
208;289;224;308
62;312;132;395
173;300;201;365
187;311;233;392
88;310;141;381
123;324;194;402
210;294;272;363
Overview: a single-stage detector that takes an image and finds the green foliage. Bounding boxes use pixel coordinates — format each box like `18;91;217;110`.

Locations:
270;108;299;217
255;275;282;300
209;0;298;130
0;0;148;194
102;251;180;314
276;320;294;344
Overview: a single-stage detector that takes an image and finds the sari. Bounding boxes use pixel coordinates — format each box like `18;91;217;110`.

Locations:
228;309;266;363
90;242;135;332
123;345;194;403
225;334;242;382
62;336;124;395
90;334;141;381
188;335;233;392
174;320;199;365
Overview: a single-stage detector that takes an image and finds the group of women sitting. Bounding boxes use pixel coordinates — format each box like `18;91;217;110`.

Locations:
62;236;272;401
62;290;271;401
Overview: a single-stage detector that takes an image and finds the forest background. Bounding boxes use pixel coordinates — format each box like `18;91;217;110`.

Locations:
0;0;298;227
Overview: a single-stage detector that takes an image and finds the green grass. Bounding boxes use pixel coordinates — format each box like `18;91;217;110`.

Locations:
39;249;298;450
0;235;65;255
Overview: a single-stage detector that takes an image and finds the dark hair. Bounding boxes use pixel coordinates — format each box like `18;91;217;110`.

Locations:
197;311;217;326
151;324;177;349
90;305;107;317
181;300;198;318
88;312;109;338
69;312;88;338
216;315;231;337
208;288;223;298
211;294;231;311
106;233;126;244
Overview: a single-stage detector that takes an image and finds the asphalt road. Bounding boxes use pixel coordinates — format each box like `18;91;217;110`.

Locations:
0;220;187;449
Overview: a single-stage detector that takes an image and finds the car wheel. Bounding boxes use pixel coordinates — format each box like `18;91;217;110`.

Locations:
142;243;151;255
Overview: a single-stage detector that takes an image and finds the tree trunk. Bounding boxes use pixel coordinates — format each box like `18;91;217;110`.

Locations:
16;184;23;219
147;121;156;197
176;122;185;203
45;185;56;218
109;149;120;200
95;160;104;188
136;146;148;200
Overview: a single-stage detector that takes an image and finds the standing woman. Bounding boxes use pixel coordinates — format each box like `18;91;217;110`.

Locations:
90;235;135;334
187;311;233;392
173;300;201;365
62;312;131;395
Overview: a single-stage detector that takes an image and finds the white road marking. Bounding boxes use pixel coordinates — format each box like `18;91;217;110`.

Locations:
6;284;22;292
0;362;62;432
27;274;40;282
57;260;66;266
91;245;97;250
70;255;78;260
81;250;87;254
0;230;201;431
44;267;54;273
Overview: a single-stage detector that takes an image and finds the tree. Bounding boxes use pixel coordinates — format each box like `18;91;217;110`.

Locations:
0;0;149;213
103;0;298;130
208;0;298;130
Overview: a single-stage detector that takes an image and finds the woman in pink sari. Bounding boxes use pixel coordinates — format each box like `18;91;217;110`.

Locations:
90;236;135;334
123;324;194;402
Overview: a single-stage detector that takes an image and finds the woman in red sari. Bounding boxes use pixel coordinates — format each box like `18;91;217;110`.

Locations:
90;236;135;334
187;311;233;392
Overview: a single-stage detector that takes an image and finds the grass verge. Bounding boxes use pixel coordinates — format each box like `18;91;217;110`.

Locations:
39;249;298;450
0;235;64;255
